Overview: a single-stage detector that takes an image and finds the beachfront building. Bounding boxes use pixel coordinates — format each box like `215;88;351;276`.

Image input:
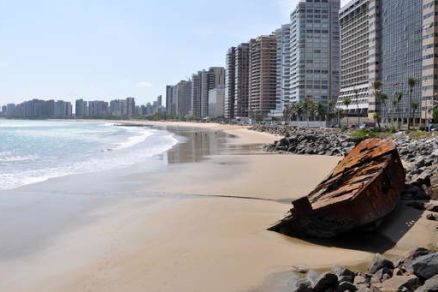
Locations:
191;71;204;118
225;47;236;119
208;85;225;119
289;0;341;106
75;99;88;118
190;67;225;119
234;43;250;118
422;0;438;123
248;35;278;120
374;0;423;123
271;23;292;118
89;101;109;117
337;0;369;117
166;85;177;116
175;80;192;117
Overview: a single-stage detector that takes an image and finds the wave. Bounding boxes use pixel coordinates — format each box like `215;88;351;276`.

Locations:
112;129;154;150
0;152;39;162
0;131;179;191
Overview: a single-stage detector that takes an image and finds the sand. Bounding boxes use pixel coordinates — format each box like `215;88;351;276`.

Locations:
0;122;435;292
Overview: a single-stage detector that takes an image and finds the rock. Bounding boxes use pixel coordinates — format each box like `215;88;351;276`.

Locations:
293;278;313;292
369;254;395;274
337;281;358;292
333;267;356;283
415;274;438;292
407;253;438;280
354;275;369;287
415;157;426;168
381;275;420;292
313;272;339;292
427;213;437;221
426;201;438;212
373;268;393;282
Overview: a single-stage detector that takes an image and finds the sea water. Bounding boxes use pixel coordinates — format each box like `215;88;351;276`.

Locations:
0;120;178;190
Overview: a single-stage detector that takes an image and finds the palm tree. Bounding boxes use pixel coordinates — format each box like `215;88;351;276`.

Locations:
373;113;381;129
354;88;361;125
315;101;326;121
407;77;417;130
283;104;292;124
394;91;403;130
303;96;314;127
343;96;352;127
412;101;419;129
296;101;304;121
327;96;335;122
379;93;389;125
372;80;383;115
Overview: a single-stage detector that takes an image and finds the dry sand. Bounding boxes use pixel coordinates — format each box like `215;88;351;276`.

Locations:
0;122;435;292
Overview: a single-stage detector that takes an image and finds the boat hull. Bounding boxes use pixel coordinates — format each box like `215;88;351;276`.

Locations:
269;139;406;238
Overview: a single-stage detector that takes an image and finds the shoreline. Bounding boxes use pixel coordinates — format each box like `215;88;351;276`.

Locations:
0;121;435;291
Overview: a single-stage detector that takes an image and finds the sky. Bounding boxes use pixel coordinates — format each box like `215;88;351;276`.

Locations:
0;0;350;105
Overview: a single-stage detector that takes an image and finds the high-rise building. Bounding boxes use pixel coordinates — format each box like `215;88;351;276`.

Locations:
126;97;136;117
422;0;438;122
363;0;423;122
176;80;192;117
248;35;278;120
208;85;225;119
191;71;203;118
290;0;341;106
75;99;88;117
234;43;250;118
166;85;177;116
225;47;236;119
337;0;369;116
272;24;292;118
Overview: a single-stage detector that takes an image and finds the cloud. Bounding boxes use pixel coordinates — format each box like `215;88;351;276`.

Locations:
136;81;153;88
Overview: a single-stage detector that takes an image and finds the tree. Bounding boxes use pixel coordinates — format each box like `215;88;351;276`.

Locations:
379;93;389;125
407;77;417;130
303;96;314;127
412;101;419;128
327;96;335;122
315;101;326;121
373;112;381;130
393;91;403;130
372;80;383;120
343;96;352;126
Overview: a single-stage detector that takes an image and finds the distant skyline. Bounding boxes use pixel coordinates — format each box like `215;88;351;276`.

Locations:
0;0;349;105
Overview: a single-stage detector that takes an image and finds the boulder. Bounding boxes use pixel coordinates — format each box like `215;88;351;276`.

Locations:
381;275;420;292
415;274;438;292
407;253;438;280
333;267;356;283
313;272;339;292
337;281;358;292
369;254;395;274
293;278;313;292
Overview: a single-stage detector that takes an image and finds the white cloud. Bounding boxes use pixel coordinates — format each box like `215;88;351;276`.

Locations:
136;81;153;88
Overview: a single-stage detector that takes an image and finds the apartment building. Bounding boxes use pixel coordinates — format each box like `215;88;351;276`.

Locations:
225;47;236;119
337;0;369;116
248;35;278;120
290;0;341;106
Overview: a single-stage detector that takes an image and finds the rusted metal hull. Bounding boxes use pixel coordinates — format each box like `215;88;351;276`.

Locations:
269;139;405;238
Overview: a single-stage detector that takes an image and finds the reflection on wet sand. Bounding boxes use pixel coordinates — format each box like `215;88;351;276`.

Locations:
163;126;264;164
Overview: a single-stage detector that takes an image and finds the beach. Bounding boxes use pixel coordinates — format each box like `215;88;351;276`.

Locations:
0;122;435;292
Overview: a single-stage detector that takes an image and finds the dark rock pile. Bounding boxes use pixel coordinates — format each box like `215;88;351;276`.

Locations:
258;127;355;157
289;249;438;292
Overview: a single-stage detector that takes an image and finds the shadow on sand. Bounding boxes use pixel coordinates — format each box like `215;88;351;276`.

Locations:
271;201;424;254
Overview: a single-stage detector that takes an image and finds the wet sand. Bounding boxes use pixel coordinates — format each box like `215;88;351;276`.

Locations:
0;122;435;292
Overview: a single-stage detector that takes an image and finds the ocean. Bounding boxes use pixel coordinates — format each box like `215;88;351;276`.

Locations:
0;120;178;190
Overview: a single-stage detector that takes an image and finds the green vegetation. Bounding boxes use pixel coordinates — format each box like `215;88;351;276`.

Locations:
433;106;438;123
351;129;380;142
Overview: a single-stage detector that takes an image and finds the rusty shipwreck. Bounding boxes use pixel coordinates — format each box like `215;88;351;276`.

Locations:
269;138;406;238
